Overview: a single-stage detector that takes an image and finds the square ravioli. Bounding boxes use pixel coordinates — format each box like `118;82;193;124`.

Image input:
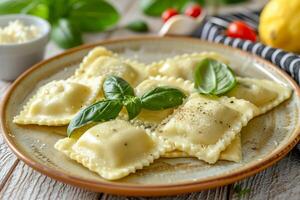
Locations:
13;77;103;126
129;76;193;129
147;52;229;80
157;93;257;164
163;133;242;162
227;77;292;115
55;120;171;180
73;46;146;86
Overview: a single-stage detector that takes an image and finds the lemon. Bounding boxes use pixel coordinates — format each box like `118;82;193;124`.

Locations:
259;0;300;53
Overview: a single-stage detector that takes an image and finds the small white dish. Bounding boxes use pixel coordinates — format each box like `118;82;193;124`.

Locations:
0;14;50;81
159;11;206;36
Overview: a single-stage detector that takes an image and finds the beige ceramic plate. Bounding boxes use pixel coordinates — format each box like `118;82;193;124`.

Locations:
1;37;300;196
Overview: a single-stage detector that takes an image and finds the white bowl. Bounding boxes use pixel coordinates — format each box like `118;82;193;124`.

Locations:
0;14;50;81
159;11;206;36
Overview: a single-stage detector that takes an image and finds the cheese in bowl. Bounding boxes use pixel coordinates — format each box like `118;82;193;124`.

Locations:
0;20;41;44
0;14;50;80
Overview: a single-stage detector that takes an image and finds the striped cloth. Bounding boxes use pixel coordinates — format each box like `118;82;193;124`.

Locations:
194;11;300;152
194;11;300;84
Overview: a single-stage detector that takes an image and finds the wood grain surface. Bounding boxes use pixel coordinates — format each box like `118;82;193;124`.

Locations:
0;1;299;199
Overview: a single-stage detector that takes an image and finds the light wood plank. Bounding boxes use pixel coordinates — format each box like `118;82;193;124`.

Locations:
101;186;229;200
0;133;18;191
0;161;101;200
0;81;18;190
230;150;300;200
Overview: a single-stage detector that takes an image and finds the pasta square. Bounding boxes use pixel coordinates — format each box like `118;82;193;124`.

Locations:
55;120;171;180
228;77;292;115
157;93;257;164
163;133;242;162
13;77;103;126
73;46;146;86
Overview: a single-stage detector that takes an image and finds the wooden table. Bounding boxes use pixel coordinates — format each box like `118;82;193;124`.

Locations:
0;1;299;199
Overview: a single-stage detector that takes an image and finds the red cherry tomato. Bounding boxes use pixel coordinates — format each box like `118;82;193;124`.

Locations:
185;4;202;18
162;8;178;22
226;21;257;42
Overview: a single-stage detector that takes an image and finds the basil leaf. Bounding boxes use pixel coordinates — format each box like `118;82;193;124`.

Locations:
214;62;237;95
123;96;142;120
141;87;186;110
126;20;149;33
47;0;70;24
67;99;122;136
0;0;31;14
103;76;134;100
141;0;188;16
51;18;83;49
194;58;237;96
24;3;49;20
69;0;120;32
194;59;217;94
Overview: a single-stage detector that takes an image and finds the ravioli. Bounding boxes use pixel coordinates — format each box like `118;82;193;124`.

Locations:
228;77;292;115
130;76;193;129
147;52;229;80
55;120;171;180
157;93;257;164
219;133;242;162
74;46;146;86
13;77;103;126
163;134;242;162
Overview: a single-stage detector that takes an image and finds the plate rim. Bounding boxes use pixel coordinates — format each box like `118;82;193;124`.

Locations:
1;36;300;196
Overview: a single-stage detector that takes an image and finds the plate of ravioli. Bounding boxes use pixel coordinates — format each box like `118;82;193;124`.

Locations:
1;37;300;196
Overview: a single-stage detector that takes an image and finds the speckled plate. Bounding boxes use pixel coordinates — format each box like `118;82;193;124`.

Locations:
1;37;300;196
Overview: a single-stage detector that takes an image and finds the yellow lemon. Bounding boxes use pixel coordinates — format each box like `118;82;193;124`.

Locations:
259;0;300;53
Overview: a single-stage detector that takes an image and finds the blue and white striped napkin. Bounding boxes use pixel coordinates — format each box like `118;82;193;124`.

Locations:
193;11;300;151
194;11;300;83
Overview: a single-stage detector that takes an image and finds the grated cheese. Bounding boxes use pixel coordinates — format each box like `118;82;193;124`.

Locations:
0;20;40;44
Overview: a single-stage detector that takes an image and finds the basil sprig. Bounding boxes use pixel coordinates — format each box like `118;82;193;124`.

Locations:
194;58;237;96
103;76;134;100
123;96;142;120
141;87;186;110
67;75;186;136
67;99;122;136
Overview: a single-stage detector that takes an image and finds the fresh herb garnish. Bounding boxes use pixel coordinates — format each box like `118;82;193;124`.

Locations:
0;0;120;49
141;86;186;110
123;96;142;120
126;20;149;33
194;58;237;96
233;184;250;198
67;99;122;136
103;75;135;100
67;76;186;136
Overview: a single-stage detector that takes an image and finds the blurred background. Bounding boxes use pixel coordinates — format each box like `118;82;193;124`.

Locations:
0;0;274;58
